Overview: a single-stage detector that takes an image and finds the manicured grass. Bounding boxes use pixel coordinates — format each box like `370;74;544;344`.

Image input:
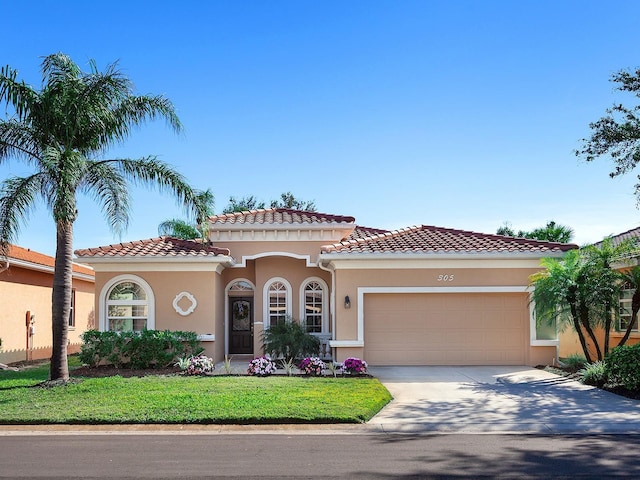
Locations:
0;361;392;425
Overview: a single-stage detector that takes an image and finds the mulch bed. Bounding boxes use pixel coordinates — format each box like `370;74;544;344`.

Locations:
541;365;640;400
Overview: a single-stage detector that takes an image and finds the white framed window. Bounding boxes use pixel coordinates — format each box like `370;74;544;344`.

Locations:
619;282;638;332
100;275;155;332
263;278;292;328
68;288;76;328
300;278;328;334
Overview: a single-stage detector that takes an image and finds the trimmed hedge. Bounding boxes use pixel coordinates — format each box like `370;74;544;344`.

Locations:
80;330;203;369
605;343;640;391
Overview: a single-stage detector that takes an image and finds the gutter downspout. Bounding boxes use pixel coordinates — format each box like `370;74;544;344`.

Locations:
317;256;336;359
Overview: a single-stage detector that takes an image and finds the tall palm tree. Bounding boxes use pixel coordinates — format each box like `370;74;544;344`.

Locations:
0;53;206;381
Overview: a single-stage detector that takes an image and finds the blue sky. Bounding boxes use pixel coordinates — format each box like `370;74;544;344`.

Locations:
2;0;640;256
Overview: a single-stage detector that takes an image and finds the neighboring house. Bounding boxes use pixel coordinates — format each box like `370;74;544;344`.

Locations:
559;226;640;358
0;245;95;364
75;208;576;367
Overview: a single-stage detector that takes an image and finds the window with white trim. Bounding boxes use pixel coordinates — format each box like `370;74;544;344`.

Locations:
619;282;638;332
106;281;149;332
303;281;324;333
268;281;288;327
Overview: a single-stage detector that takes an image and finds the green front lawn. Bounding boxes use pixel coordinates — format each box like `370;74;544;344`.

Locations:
0;360;392;425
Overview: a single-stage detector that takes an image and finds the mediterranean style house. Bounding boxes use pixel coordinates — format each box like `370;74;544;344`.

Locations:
75;208;576;366
0;245;94;364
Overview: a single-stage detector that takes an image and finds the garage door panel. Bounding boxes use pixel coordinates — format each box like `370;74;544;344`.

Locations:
364;293;527;365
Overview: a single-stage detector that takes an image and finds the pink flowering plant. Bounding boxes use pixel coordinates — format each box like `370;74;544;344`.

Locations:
185;354;215;375
299;357;326;376
247;356;278;376
342;357;368;375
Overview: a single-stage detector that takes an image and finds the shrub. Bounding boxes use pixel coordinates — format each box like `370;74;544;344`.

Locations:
605;344;640;391
262;318;320;362
579;361;608;387
342;357;368;375
185;354;215;375
247;356;277;376
80;329;203;368
300;357;326;376
559;353;587;373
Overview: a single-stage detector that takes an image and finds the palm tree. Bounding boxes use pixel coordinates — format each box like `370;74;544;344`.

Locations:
0;53;206;381
158;188;215;240
530;250;599;362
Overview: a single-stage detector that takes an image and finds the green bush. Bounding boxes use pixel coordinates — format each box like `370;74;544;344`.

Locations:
262;318;320;363
560;353;587;372
579;361;608;387
80;330;203;368
605;344;640;391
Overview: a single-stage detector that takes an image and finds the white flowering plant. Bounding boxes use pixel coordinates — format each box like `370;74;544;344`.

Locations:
299;357;326;376
185;354;215;375
342;357;368;375
247;356;277;376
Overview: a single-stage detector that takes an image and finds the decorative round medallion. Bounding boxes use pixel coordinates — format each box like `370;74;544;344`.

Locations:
173;291;197;316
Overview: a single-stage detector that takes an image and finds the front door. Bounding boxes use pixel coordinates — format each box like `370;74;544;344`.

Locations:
229;297;253;354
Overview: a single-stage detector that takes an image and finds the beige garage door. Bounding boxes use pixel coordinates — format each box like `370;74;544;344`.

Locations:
364;293;528;365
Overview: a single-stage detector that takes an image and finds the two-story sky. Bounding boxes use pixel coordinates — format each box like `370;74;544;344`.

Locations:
2;0;640;256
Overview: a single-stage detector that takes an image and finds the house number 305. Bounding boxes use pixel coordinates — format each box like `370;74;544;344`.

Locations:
437;274;454;282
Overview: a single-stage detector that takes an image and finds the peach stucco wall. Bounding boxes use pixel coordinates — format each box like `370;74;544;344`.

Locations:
559;325;640;360
331;265;551;366
0;266;94;364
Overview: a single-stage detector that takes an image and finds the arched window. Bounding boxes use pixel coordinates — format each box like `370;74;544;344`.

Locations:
264;278;291;328
102;276;154;332
301;279;328;333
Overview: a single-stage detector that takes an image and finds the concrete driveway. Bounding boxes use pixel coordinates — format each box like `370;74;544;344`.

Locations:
368;366;640;434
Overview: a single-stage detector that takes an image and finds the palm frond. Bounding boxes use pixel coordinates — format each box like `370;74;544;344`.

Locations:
0;65;39;119
113;156;203;220
0;120;41;164
80;160;131;235
158;219;200;240
0;174;46;254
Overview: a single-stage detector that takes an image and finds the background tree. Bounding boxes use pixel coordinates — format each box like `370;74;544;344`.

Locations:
223;195;265;213
270;191;316;211
576;68;640;200
0;53;205;381
222;191;317;213
158;188;215;240
497;221;574;243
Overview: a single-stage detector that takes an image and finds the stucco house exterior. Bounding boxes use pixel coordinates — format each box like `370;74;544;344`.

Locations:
0;245;95;364
75;208;576;366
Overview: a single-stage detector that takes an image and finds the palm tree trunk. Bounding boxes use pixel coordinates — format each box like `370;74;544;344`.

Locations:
570;305;593;363
50;220;73;381
603;300;612;356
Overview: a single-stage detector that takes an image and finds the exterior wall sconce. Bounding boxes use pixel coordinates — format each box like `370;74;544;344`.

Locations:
344;295;351;309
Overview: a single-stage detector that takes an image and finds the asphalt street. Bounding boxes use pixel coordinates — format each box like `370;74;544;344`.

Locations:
1;431;640;478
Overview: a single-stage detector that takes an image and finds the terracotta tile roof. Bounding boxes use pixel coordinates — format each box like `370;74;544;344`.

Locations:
5;244;94;276
594;226;640;247
322;225;578;254
347;226;390;240
209;208;356;226
74;237;231;258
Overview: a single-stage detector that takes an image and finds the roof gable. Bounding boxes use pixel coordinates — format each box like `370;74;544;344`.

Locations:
5;244;94;277
322;225;578;255
74;237;231;259
209;208;356;226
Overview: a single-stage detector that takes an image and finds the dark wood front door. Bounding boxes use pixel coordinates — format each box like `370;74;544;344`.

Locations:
229;297;253;354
